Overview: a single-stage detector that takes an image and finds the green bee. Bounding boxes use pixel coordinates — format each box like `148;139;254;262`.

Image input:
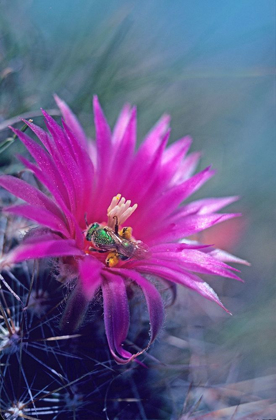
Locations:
85;218;148;267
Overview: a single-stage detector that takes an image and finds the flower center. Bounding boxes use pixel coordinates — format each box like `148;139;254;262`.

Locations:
85;194;147;267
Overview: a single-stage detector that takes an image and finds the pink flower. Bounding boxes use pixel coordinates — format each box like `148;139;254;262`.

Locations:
0;96;248;363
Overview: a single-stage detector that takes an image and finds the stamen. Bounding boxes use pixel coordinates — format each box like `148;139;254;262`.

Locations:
119;204;138;225
107;194;137;229
107;194;121;214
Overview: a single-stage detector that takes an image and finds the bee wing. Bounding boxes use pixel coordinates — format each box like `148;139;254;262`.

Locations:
132;241;150;260
112;235;135;258
106;228;150;260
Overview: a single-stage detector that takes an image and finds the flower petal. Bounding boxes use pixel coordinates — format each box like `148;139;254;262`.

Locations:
0;174;62;217
160;136;193;188
16;155;84;247
173;151;202;183
92;107;137;219
110;107;137;188
93;96;112;175
135;114;170;159
134;166;215;234
147;213;240;244
171;196;239;220
102;272;132;364
150;243;210;252
123;130;170;226
10;127;71;209
60;282;92;333
62;121;95;225
102;269;164;364
60;257;103;331
209;248;250;266
5;237;82;265
116;268;164;344
112;103;132;144
22;119;54;152
54;94;88;149
78;256;103;300
136;250;242;281
133;264;231;313
41;111;80;215
4;204;70;237
157;166;215;216
162;136;192;164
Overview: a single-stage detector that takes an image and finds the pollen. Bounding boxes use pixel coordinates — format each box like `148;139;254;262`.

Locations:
107;194;137;229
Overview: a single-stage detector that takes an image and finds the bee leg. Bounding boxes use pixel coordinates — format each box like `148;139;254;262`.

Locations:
119;227;133;240
106;252;119;267
89;247;106;253
118;254;129;261
113;216;119;235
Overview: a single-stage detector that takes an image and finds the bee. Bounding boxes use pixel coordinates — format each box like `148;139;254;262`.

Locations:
85;217;149;267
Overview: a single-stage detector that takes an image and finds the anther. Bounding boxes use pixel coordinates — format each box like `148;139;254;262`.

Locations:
107;194;137;229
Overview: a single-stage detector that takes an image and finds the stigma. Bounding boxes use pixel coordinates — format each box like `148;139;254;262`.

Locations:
107;194;137;229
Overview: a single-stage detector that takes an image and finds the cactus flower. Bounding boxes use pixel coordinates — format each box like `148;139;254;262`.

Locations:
0;96;247;363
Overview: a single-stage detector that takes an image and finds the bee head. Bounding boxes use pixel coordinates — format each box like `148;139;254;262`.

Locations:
86;223;100;241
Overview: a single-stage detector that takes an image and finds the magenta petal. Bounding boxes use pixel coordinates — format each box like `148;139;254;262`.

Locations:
93;96;112;174
59;257;103;332
162;136;192;163
112;103;132;144
20;228;62;243
136;114;170;159
140;251;242;281
148;213;240;244
174;151;202;182
134;264;231;313
189;196;239;215
132;130;171;204
62;122;95;224
209;249;250;266
16;155;67;211
160;166;215;214
102;272;132;364
42;112;88;222
60;282;92;333
150;243;210;252
125;130;170;213
172;196;239;220
4;204;69;237
116;268;164;343
160;136;193;189
22;119;55;153
16;155;83;246
136;166;215;234
78;257;103;300
7;238;82;264
93;108;138;218
11;128;71;209
194;280;232;314
111;107;136;181
23;118;78;216
0;175;62;217
40;112;79;215
54;94;88;149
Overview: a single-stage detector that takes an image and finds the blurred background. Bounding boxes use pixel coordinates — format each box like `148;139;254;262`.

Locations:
0;0;275;418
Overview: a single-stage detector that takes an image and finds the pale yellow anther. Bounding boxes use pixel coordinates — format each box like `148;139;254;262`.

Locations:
107;194;137;229
107;193;121;214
